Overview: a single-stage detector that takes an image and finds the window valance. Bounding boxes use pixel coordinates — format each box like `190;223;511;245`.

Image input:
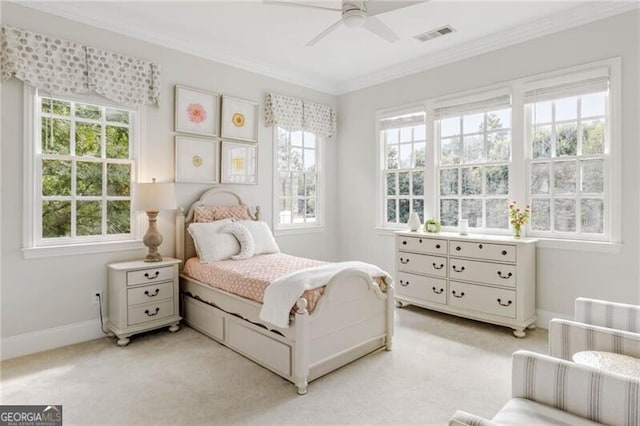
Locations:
265;92;336;138
1;25;161;106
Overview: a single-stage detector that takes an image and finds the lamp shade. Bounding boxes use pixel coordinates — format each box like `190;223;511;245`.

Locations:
133;179;177;211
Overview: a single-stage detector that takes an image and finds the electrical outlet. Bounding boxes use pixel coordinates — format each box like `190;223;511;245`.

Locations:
92;289;103;305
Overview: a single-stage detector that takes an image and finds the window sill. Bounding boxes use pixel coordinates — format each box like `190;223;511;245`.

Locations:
375;226;405;236
23;240;145;259
534;238;621;253
274;225;325;237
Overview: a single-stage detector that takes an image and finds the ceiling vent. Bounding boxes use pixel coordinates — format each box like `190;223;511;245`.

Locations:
414;25;456;43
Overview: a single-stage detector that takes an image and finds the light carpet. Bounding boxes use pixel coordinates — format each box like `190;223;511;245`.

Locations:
0;306;547;425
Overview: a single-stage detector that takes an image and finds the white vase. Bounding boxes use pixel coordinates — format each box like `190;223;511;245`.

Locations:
408;212;421;232
458;219;469;235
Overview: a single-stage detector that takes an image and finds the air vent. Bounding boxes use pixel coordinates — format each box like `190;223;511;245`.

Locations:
414;25;456;43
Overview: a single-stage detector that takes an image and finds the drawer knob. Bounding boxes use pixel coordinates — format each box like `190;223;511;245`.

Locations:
452;290;465;298
400;280;410;287
144;307;160;316
497;298;513;307
456;246;461;251
432;287;444;294
436;244;441;249
497;271;513;279
452;265;465;273
402;240;407;245
432;262;444;270
400;257;410;265
144;288;160;297
501;250;508;256
144;271;160;280
419;239;423;243
478;244;483;249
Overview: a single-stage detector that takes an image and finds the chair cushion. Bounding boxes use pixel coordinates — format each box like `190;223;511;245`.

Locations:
492;398;603;425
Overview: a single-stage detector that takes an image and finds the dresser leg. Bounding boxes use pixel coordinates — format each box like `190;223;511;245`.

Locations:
168;323;180;333
512;328;526;338
117;336;131;346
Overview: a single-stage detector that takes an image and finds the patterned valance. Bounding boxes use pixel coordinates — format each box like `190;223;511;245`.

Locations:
265;92;336;138
1;25;160;106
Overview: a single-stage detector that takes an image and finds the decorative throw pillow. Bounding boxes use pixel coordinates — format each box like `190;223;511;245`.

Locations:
194;205;251;222
187;219;240;263
221;222;255;260
237;221;280;255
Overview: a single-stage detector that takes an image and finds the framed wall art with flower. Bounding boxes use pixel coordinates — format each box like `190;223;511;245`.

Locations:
175;85;219;137
221;141;257;185
175;136;219;183
221;95;258;143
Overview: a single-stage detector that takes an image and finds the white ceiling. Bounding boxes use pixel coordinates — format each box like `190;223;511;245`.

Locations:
18;0;639;94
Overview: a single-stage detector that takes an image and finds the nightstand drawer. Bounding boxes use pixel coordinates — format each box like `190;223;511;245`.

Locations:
128;282;173;306
127;266;173;286
128;300;174;326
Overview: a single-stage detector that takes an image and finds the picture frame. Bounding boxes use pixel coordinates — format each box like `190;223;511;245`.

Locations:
220;95;258;142
220;141;257;185
174;85;219;137
175;136;220;183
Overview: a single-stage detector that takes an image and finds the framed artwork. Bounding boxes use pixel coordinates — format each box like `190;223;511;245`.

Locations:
175;136;219;183
174;85;219;137
221;141;257;185
221;95;258;142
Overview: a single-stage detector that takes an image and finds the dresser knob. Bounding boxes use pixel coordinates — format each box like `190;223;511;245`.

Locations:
478;244;483;249
144;288;160;297
456;246;461;251
497;298;513;307
436;244;441;249
497;271;513;279
419;239;423;243
400;258;410;265
402;240;407;245
452;290;465;298
400;280;410;287
452;265;465;273
144;271;160;280
144;307;160;316
501;250;507;256
432;263;444;270
432;287;444;294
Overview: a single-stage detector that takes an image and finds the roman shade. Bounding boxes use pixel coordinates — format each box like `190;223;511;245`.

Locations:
265;92;337;138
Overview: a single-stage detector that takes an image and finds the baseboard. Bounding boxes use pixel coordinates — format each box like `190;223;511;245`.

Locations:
535;309;572;330
1;319;105;361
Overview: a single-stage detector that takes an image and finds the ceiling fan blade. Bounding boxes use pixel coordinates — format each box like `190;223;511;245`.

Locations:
363;16;399;43
263;1;342;12
366;0;425;17
306;18;344;46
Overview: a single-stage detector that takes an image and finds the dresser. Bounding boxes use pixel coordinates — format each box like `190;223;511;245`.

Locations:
395;231;536;337
107;258;182;346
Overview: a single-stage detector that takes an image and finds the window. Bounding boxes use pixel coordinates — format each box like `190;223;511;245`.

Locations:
27;89;138;249
380;111;426;226
275;127;321;230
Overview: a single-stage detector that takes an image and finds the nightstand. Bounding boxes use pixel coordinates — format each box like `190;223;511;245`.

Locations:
107;258;182;346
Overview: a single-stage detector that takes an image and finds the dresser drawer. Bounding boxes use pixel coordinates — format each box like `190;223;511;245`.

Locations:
397;272;446;305
398;236;447;255
449;281;516;318
128;300;174;326
127;266;173;286
127;282;173;306
398;252;447;278
449;241;516;263
449;258;516;288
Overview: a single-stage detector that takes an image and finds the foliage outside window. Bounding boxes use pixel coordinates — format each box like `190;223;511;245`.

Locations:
276;127;320;228
37;95;135;245
381;112;426;225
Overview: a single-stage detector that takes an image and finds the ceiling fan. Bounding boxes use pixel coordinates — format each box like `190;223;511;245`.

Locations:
265;0;421;46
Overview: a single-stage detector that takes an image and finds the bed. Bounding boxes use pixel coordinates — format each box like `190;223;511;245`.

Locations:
175;188;394;394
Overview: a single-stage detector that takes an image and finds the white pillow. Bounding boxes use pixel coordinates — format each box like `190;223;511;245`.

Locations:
221;222;255;260
237;221;280;255
187;219;240;263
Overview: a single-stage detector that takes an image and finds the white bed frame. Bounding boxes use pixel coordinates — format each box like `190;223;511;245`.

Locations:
175;188;394;394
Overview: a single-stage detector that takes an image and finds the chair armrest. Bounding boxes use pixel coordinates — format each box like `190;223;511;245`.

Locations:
549;318;640;360
576;297;640;332
448;410;499;426
512;350;640;425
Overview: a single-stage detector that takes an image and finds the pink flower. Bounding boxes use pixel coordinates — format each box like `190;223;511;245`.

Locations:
187;103;207;123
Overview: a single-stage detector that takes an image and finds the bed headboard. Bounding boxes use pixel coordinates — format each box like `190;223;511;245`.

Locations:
175;188;261;265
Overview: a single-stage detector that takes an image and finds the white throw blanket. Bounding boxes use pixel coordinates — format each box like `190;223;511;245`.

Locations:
259;261;391;329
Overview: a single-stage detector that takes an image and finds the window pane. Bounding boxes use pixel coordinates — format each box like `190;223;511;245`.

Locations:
399;199;410;224
304;132;316;149
414;124;426;140
76;161;102;196
42;201;71;238
279;172;291;196
303;148;315;170
461;167;482;195
531;199;550;231
554;198;576;232
294;198;305;221
414;142;426;167
290;148;303;171
76;103;101;120
41;117;70;155
305;172;316;197
555;97;578;121
441;117;460;137
582;119;604;155
398;172;410;195
581;199;604;234
463;113;483;134
487;130;510;162
488;109;511;129
534;101;552;124
485;166;508;195
486;199;508;229
387;199;397;223
386;145;398;169
107;200;130;234
412;171;424;196
306;198;316;218
77;200;102;236
530;163;550;195
582;92;605;118
42;159;71;196
462;134;484;163
556;123;577;156
277;141;288;170
532;126;551;159
296;173;305;196
291;132;303;147
461;199;483;227
42;98;70;116
581;159;604;193
400;127;412;142
76;122;101;157
440;169;458;196
399;144;412;169
412;199;424;223
106;126;129;159
554;161;577;194
106;164;131;196
386;173;397;196
279;198;292;224
440;199;458;226
106;108;129;124
440;137;460;165
387;128;399;144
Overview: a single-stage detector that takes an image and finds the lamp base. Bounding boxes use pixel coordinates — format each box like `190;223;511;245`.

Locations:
143;210;164;263
144;252;163;263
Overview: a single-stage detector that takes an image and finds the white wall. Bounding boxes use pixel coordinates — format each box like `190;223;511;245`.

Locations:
0;3;339;358
337;10;640;323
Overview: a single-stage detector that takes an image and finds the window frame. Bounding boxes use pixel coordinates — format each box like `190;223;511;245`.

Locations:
23;86;145;258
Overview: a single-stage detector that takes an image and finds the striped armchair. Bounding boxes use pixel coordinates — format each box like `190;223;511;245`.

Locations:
449;350;640;426
549;297;640;360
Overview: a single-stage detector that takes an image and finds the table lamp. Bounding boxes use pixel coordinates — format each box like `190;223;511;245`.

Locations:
134;178;177;262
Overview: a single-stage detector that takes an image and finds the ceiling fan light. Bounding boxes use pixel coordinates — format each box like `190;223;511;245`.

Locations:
343;9;366;28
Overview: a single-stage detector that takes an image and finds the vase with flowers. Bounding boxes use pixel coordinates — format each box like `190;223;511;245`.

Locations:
508;201;531;238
